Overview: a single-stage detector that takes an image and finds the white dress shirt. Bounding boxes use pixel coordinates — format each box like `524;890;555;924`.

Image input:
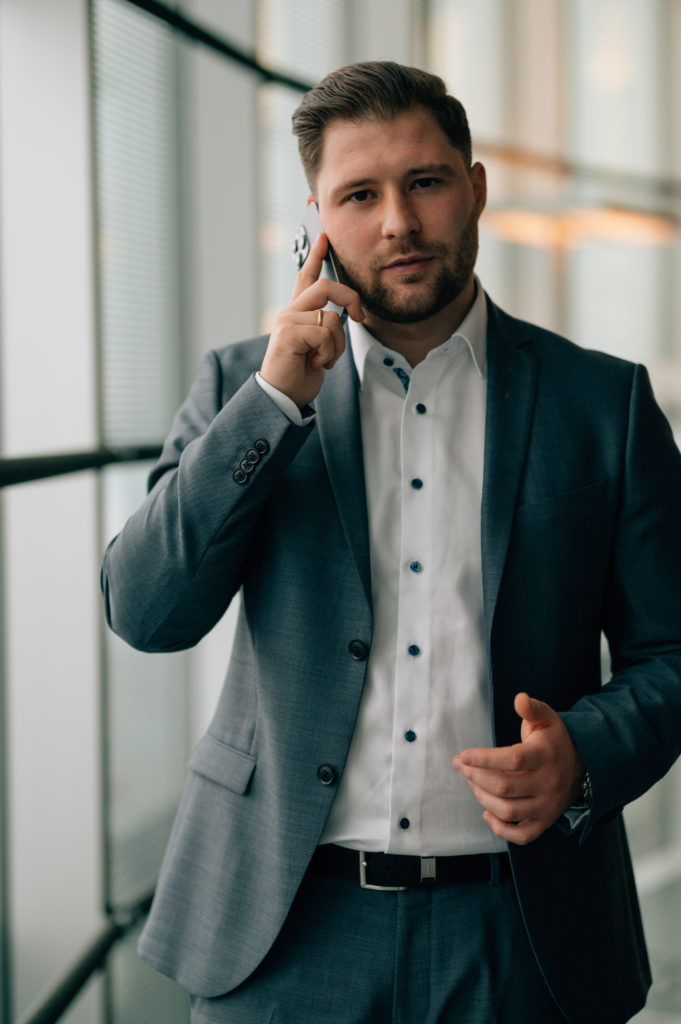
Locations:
257;282;505;856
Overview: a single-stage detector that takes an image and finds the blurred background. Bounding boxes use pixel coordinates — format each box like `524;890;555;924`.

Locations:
0;1;680;1021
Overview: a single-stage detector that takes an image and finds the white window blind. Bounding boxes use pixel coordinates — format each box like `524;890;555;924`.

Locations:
92;0;184;445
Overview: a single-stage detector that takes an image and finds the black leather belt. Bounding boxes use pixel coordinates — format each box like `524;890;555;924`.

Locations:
309;844;510;891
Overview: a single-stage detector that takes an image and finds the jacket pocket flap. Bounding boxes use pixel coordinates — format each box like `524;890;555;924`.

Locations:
188;732;256;794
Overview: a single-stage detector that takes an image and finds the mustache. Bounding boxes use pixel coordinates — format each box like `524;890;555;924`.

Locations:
329;240;448;265
381;240;450;264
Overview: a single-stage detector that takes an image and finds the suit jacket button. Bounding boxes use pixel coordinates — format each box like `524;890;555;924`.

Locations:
317;764;337;786
254;439;270;455
233;468;248;485
348;639;369;661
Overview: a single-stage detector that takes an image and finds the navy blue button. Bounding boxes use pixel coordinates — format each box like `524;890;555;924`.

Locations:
411;478;423;490
415;403;427;414
399;817;410;830
409;561;422;573
383;356;394;367
408;644;420;657
404;730;417;742
393;367;410;393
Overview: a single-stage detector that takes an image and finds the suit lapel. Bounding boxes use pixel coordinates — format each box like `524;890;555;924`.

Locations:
481;299;538;653
316;341;373;608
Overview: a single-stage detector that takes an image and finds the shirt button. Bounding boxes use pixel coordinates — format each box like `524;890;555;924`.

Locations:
411;478;424;490
404;730;417;742
408;644;420;657
415;403;427;414
348;639;369;661
383;356;394;367
399;817;410;830
409;561;422;573
317;764;338;786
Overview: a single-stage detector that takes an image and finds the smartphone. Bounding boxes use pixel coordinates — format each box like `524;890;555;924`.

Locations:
290;201;348;325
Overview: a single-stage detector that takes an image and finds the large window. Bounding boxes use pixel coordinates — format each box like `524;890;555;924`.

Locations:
256;0;350;328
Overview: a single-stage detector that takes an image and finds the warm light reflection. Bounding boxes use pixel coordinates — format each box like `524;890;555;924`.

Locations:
482;206;679;247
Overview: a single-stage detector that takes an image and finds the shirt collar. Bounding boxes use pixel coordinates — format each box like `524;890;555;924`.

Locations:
349;276;487;385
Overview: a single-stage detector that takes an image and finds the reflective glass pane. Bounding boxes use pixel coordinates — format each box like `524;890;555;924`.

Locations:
256;0;349;329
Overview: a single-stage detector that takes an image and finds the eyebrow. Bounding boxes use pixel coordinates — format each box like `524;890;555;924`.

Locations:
330;162;457;201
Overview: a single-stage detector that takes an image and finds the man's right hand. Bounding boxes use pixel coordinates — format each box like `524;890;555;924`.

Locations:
260;232;365;409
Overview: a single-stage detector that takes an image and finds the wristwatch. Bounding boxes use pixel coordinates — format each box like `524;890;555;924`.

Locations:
580;769;592;806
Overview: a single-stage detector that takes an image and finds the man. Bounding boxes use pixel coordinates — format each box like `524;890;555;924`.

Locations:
101;62;681;1023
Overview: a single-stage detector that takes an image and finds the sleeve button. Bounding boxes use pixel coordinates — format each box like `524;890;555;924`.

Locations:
254;438;270;454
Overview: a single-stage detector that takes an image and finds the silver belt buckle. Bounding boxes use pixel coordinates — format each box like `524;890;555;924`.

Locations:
359;852;438;890
420;856;437;883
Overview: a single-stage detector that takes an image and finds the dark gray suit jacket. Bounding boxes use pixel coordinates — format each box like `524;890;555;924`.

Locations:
101;297;681;1023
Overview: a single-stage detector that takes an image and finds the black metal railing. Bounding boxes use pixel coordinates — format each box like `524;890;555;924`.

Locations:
0;446;162;489
15;891;154;1024
125;0;315;93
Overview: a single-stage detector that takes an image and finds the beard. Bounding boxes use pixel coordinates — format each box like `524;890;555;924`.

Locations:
330;207;479;325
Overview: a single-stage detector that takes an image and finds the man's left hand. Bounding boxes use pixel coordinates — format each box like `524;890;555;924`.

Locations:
452;693;585;846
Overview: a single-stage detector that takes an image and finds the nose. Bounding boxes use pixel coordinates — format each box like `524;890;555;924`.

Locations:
380;191;420;239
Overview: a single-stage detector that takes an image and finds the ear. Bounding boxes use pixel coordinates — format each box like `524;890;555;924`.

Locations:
470;162;487;216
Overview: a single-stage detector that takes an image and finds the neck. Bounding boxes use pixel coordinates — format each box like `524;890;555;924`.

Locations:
363;278;477;367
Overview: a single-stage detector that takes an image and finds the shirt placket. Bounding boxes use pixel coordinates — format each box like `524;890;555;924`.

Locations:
387;365;433;852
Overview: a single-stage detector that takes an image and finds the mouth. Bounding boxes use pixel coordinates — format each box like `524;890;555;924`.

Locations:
383;254;433;274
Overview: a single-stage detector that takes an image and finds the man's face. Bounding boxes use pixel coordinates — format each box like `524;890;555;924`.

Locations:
313;106;486;327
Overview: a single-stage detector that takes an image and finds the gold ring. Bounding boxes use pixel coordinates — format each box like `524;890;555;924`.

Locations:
316;308;324;328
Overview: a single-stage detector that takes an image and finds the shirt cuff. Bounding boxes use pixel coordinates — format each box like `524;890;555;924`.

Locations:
255;372;316;426
557;803;591;835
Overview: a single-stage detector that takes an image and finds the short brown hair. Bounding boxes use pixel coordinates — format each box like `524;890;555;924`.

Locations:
291;61;472;188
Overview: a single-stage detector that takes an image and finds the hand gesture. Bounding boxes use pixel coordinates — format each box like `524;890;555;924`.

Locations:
260;232;364;409
453;693;585;845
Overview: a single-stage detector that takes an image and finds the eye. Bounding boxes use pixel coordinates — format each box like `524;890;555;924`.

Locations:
412;177;440;190
348;189;373;203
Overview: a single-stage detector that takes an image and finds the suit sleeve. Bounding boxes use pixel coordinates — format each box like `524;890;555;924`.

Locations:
100;349;314;652
560;364;681;842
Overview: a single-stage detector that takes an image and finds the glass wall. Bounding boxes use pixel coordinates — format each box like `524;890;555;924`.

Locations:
0;2;103;1022
256;0;350;328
